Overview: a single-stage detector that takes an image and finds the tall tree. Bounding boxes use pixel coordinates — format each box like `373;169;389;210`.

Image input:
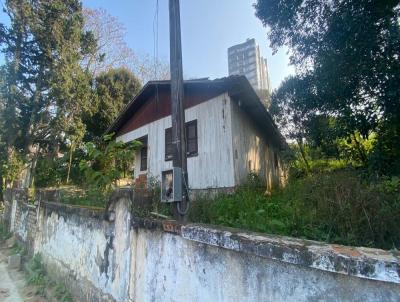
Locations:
85;67;141;139
256;0;400;174
0;0;96;187
82;8;170;83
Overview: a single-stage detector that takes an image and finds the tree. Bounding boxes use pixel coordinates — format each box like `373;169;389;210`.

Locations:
82;8;170;83
84;67;141;139
255;0;400;174
0;0;96;187
79;134;141;194
270;75;317;169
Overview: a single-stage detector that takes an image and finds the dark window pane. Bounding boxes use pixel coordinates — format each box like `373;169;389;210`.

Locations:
186;120;198;156
187;140;197;154
187;123;196;139
165;127;173;160
140;147;147;171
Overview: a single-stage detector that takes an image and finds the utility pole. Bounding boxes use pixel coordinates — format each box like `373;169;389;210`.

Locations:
169;0;189;220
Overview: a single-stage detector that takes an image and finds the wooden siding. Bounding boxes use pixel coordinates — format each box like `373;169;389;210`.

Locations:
117;87;222;136
230;100;285;190
116;93;235;190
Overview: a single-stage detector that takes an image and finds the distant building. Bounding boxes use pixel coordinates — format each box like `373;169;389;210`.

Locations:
228;38;271;94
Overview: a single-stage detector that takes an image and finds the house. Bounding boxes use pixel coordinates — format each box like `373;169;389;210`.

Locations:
107;75;286;196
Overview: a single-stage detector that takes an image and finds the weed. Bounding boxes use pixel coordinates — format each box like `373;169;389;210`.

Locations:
25;253;73;300
0;221;11;241
54;283;73;302
26;254;47;296
190;169;400;250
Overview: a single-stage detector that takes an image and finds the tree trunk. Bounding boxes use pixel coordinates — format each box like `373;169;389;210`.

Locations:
297;138;310;171
352;133;367;164
24;144;39;188
66;142;75;184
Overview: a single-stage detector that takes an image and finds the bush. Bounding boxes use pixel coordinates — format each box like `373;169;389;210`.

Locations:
26;254;47;295
190;170;400;250
79;134;141;194
59;187;107;208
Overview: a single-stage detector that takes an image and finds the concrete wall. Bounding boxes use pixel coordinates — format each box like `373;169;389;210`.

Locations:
117;93;236;190
3;189;400;302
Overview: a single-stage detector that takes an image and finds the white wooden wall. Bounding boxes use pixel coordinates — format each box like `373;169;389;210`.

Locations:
230;100;282;190
116;93;235;189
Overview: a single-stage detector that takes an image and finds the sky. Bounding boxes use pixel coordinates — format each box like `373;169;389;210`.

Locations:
0;0;295;90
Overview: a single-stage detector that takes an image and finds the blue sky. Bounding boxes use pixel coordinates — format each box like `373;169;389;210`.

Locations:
0;0;295;89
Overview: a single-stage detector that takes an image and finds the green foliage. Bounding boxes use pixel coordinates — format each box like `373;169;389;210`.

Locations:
79;134;141;194
257;0;400;176
1;149;24;186
85;67;142;139
26;253;73;300
191;170;400;250
0;221;12;241
54;284;73;302
26;254;47;295
131;176;172;218
60;187;106;208
0;0;96;187
34;156;66;188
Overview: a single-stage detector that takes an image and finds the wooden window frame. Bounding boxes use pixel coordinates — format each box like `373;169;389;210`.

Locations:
165;120;198;161
139;135;148;171
165;127;173;161
186;120;198;157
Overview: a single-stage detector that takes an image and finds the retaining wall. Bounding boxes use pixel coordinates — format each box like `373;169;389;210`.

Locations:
2;188;400;302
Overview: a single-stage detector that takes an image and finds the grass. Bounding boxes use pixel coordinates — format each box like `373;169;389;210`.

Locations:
189;169;400;250
26;254;47;296
25;253;73;301
59;186;107;208
0;221;12;242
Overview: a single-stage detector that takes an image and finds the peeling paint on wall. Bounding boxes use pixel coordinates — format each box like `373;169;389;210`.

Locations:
3;189;400;302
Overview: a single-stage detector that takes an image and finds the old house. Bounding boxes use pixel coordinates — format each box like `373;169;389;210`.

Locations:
108;76;286;196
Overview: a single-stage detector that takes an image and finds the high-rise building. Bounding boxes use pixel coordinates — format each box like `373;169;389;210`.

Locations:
228;38;271;93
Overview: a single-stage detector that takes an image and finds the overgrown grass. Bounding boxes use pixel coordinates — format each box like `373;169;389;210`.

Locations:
189;169;400;250
25;253;72;301
0;221;12;241
59;187;107;208
26;254;47;296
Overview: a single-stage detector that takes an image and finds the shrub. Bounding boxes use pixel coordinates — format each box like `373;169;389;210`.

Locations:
26;254;47;295
79;134;141;196
190;170;400;250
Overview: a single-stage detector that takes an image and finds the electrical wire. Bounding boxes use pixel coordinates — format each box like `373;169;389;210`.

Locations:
153;0;160;107
177;169;190;215
175;130;190;216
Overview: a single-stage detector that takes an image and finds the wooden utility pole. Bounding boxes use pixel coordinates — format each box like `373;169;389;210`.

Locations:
169;0;189;219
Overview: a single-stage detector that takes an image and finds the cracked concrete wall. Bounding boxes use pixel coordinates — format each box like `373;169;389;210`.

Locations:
32;200;132;302
128;228;399;302
3;189;400;302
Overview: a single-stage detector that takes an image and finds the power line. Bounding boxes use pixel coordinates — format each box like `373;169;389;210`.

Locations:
153;0;160;108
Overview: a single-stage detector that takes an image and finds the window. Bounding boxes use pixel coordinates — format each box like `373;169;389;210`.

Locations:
140;147;147;171
138;135;148;171
186;120;198;156
165;128;173;161
165;120;198;161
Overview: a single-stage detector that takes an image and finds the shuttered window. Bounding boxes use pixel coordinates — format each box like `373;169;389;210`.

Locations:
165;120;198;161
140;146;147;171
165;128;173;161
139;135;148;171
186;120;198;156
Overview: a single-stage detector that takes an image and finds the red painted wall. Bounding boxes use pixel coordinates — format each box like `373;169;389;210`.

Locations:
117;87;222;136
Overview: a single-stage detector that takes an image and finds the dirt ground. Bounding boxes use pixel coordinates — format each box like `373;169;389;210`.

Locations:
0;245;47;302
